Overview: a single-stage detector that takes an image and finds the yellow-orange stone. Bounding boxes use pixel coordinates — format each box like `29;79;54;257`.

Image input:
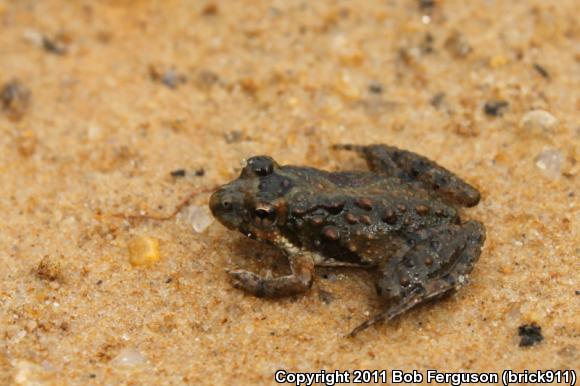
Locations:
127;236;160;267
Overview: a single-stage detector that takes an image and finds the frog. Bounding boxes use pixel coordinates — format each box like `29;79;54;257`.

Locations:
209;144;486;336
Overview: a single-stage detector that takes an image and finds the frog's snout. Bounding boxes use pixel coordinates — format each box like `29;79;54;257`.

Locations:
209;188;231;215
209;188;238;230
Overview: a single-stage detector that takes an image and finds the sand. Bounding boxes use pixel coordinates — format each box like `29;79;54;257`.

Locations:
0;0;578;384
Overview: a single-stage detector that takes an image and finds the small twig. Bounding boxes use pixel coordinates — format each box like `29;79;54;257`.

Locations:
533;63;550;80
108;186;217;222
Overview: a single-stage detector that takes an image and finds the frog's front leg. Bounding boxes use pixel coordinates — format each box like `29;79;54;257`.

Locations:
349;220;485;337
334;144;481;207
227;252;315;298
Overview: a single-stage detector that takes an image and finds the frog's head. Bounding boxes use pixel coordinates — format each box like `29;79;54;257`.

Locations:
209;156;293;242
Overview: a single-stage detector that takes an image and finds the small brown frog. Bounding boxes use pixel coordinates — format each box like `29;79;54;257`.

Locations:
209;144;485;336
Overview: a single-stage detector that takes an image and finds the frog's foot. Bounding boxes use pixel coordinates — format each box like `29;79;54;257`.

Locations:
348;287;425;337
334;144;481;207
227;253;314;298
349;220;486;337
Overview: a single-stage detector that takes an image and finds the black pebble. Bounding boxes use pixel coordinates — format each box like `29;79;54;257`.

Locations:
368;82;383;94
518;323;544;347
42;36;67;55
484;100;509;117
170;169;186;177
430;92;445;109
419;0;436;10
195;168;205;177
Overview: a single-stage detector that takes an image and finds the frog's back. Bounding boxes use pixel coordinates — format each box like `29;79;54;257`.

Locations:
280;166;458;264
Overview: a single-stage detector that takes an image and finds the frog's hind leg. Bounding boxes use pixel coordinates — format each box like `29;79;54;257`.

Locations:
334;144;481;207
348;220;485;337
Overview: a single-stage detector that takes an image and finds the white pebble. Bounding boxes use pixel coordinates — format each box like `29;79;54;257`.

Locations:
188;205;213;233
13;329;27;342
112;347;146;367
520;110;558;133
13;360;46;385
87;124;102;140
535;148;564;178
22;29;43;46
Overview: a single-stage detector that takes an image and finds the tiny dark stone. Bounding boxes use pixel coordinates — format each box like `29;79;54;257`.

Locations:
149;65;187;89
42;36;67;55
368;82;383;94
533;63;550;79
430;92;445;109
484;100;509;117
89;374;97;379
201;2;219;16
444;30;472;58
170;169;186;177
96;280;103;285
575;290;580;295
165;277;173;283
224;130;243;144
420;33;435;54
196;70;220;88
518;323;544;347
162;71;187;89
1;79;31;120
419;0;436;10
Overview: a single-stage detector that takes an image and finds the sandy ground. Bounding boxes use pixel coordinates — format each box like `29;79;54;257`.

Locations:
0;0;578;384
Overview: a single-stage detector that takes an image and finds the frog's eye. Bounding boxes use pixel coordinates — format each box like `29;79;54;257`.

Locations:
252;203;277;227
244;156;275;177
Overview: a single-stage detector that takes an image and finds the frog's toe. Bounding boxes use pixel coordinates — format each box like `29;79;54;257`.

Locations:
227;269;268;297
